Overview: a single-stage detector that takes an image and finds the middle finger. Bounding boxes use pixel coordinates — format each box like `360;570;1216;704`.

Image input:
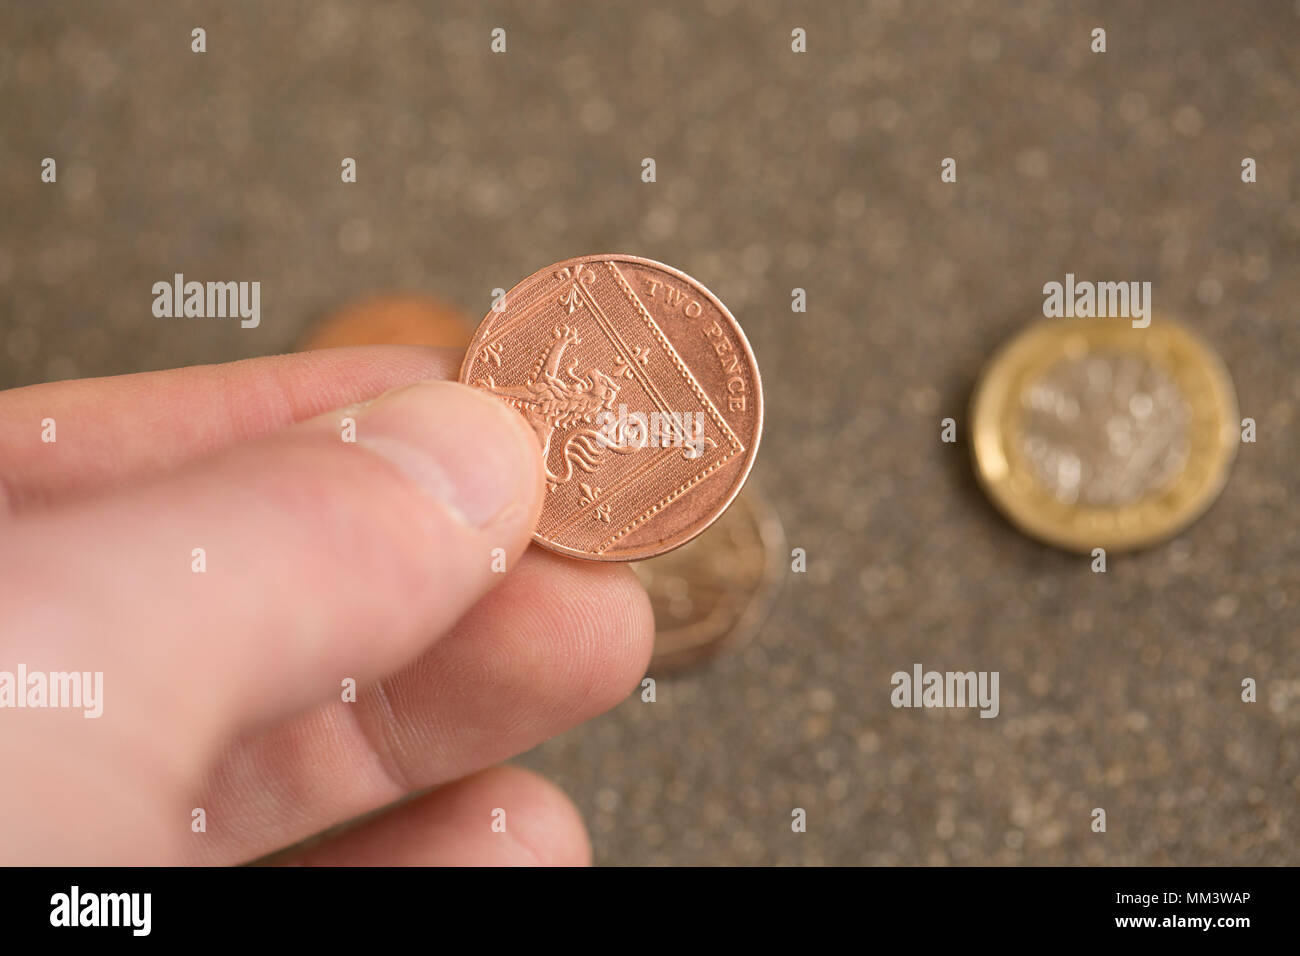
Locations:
183;548;654;864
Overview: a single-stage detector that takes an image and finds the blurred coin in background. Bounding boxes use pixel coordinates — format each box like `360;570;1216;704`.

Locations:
970;316;1238;553
634;485;785;674
297;294;473;350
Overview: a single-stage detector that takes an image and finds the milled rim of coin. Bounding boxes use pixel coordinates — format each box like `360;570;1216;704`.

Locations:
970;316;1238;553
460;254;763;562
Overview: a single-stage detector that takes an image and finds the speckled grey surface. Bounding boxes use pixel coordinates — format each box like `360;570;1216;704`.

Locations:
2;0;1297;864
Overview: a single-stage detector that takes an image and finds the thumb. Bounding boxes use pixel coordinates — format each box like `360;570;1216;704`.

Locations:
0;379;543;851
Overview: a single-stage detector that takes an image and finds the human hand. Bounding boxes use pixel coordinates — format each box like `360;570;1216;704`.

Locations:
0;345;654;865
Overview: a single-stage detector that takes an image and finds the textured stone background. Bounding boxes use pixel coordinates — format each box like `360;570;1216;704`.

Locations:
2;0;1297;864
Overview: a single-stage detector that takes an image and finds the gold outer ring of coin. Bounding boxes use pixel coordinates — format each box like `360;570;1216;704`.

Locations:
460;254;763;562
969;315;1239;553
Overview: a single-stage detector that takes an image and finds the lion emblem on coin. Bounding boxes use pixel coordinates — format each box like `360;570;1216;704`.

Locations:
472;325;637;487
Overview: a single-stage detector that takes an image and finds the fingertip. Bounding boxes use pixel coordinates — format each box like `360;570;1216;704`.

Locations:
480;765;593;867
354;380;546;533
285;764;592;866
577;560;657;707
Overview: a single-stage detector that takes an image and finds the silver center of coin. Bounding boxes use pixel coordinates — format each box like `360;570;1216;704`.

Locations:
1018;353;1190;507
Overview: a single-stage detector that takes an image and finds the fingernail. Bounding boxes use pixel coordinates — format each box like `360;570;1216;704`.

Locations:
356;380;541;528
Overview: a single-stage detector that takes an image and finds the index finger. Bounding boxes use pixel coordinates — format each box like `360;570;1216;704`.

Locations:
0;345;461;514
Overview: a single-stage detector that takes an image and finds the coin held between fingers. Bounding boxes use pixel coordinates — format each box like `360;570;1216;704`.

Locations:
460;255;763;562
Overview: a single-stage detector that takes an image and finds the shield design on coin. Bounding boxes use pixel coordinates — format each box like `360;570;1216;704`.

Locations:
463;258;747;558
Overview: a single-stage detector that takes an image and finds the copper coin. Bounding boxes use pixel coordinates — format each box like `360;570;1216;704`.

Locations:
459;254;763;561
636;485;786;673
